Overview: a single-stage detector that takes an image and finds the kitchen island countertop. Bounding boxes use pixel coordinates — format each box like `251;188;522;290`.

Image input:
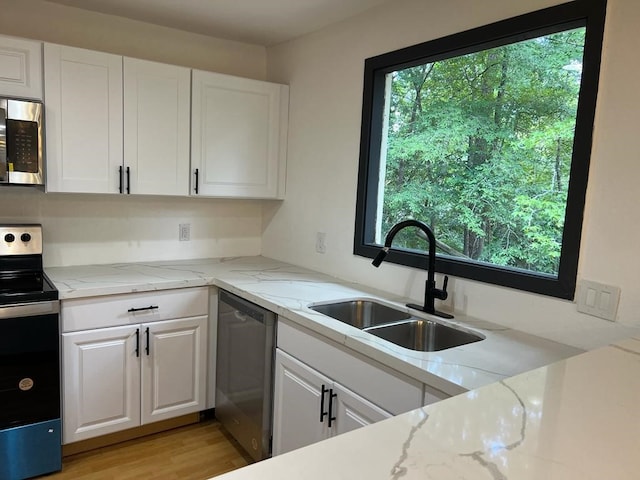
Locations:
47;256;582;395
214;335;640;480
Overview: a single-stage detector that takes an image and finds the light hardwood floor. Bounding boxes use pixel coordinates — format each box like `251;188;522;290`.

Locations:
43;420;252;480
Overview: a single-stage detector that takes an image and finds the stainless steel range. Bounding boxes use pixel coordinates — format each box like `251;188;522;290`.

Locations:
0;225;61;480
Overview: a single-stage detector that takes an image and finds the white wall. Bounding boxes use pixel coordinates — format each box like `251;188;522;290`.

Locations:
0;0;267;79
0;0;269;267
2;189;262;267
263;0;640;350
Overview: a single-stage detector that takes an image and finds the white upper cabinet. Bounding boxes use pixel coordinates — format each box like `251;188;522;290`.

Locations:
0;34;43;100
44;44;123;193
124;58;191;196
44;39;289;198
45;46;191;196
191;70;288;199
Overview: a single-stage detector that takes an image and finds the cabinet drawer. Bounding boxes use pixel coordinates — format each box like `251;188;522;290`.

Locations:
62;287;209;332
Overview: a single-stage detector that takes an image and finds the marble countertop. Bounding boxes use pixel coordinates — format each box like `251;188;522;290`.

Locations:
46;256;582;395
214;335;640;480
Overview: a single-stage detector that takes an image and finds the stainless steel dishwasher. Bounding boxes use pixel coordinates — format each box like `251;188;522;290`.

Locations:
216;290;276;462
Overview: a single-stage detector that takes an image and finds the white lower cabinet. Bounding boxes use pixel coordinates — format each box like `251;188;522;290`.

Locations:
63;325;141;440
273;349;391;455
272;350;331;454
272;318;427;455
61;288;209;444
332;382;391;436
141;317;207;425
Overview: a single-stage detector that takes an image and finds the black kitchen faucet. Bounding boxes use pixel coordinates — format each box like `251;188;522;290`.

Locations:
372;219;453;319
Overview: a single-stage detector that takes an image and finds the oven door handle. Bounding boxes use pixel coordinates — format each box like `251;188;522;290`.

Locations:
0;106;6;182
0;301;59;319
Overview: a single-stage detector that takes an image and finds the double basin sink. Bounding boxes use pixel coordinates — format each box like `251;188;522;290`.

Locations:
309;300;484;352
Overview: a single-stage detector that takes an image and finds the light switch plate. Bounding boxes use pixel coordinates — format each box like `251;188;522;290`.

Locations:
576;279;620;321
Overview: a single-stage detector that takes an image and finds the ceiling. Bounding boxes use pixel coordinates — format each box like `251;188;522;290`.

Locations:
43;0;389;46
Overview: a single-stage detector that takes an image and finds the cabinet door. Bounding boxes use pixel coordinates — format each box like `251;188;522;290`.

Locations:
62;325;140;444
141;316;207;424
272;349;331;456
0;35;42;99
191;70;288;198
44;44;123;193
332;383;392;437
124;58;190;196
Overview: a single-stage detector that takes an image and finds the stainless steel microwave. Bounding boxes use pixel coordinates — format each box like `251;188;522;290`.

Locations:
0;98;44;186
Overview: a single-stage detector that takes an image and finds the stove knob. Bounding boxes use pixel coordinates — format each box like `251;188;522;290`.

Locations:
21;233;32;242
4;233;15;243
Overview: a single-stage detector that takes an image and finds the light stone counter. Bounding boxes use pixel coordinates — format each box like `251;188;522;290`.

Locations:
46;256;582;395
214;336;640;480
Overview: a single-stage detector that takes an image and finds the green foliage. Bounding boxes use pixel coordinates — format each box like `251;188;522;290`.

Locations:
380;28;586;275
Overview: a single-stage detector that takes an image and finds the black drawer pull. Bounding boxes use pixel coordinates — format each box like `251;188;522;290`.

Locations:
127;305;159;313
328;388;337;428
135;328;140;357
320;384;329;423
145;327;150;356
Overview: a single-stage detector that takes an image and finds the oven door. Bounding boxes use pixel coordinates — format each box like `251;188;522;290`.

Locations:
0;302;60;429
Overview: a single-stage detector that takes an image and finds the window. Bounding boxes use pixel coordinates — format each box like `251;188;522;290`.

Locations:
354;0;606;299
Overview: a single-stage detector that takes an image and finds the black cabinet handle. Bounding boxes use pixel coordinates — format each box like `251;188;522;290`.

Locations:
126;166;131;194
328;388;337;428
194;168;199;194
135;328;140;357
320;384;329;423
127;305;159;313
145;327;150;356
119;166;123;194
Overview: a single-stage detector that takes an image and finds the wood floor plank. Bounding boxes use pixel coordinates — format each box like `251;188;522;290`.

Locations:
42;420;252;480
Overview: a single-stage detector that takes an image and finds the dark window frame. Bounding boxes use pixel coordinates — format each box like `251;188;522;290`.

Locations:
353;0;607;300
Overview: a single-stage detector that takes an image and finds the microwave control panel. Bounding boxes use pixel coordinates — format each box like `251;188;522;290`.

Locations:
7;119;39;174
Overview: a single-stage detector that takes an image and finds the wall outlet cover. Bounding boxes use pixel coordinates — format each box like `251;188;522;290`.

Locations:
179;223;191;242
315;232;326;254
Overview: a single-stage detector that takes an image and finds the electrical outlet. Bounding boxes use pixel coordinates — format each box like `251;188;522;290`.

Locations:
179;223;191;242
315;232;326;254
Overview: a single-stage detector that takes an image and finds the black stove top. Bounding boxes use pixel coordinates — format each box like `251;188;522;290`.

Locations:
0;271;58;306
0;225;58;306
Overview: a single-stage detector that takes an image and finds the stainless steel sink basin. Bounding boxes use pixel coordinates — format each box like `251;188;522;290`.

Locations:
309;299;484;352
309;299;411;329
365;319;483;352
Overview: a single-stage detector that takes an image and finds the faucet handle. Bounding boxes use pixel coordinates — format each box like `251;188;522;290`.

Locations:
433;275;449;301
